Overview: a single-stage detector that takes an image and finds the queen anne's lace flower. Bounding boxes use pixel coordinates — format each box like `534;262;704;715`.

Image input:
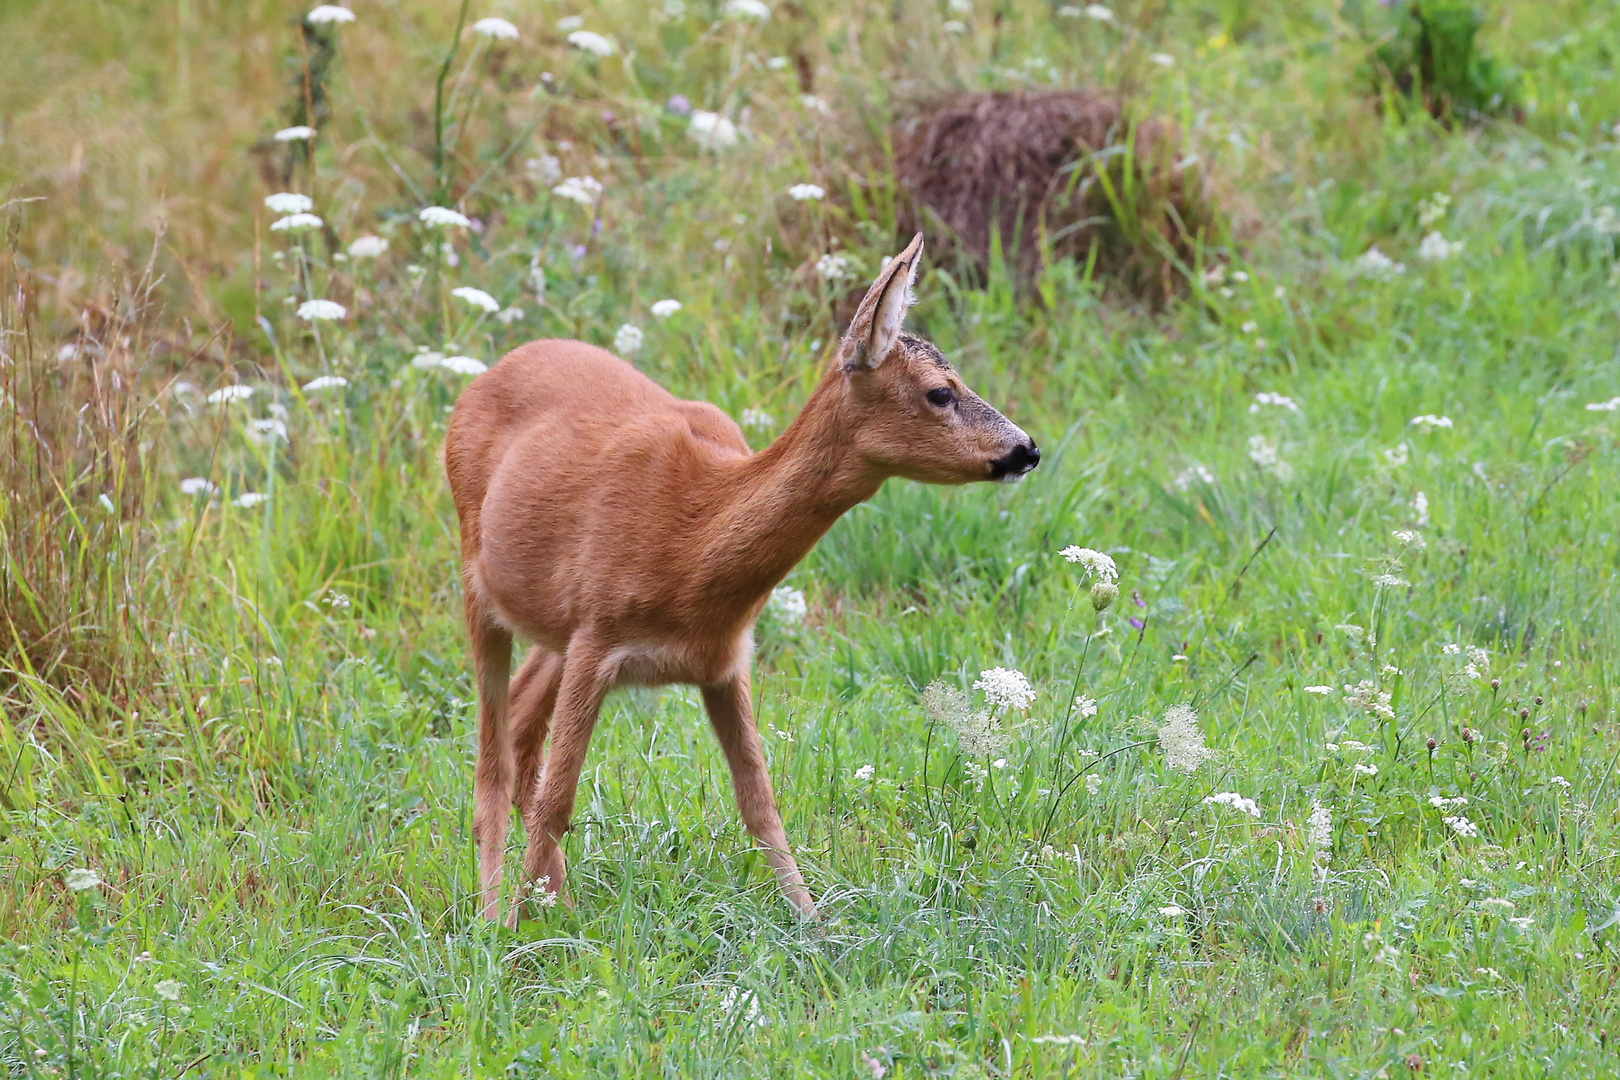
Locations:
274;126;317;142
651;299;682;318
614;324;645;356
438;356;487;376
233;492;270;509
723;0;771;17
1417;232;1463;261
974;667;1035;711
1443;815;1479;838
767;585;807;625
269;212;322;232
451;286;501;313
552;176;604;206
65;868;102;891
1410;414;1454;430
1307;804;1332;851
923;681;1009;760
1158;704;1211;772
297;299;346;321
206;385;254;405
471;16;519;39
1058;546;1118;581
418;206;472;228
264;192;314;216
787;183;825;201
567;30;614;56
347;235;388;258
1203;791;1261;817
1353;247;1406;280
306;5;355;24
815;253;853;282
689;111;740;150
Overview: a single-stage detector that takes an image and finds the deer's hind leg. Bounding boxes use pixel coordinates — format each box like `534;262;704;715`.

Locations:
506;645;564;925
467;595;514;922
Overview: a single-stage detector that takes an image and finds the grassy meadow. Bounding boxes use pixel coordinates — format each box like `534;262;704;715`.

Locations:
4;0;1620;1074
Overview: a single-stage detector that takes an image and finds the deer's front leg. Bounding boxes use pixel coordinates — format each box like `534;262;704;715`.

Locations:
520;638;611;915
701;675;818;921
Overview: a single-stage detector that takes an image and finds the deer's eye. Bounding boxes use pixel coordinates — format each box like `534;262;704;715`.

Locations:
926;386;955;407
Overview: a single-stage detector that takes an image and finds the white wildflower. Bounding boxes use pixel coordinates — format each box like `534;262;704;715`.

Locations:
322;590;351;609
1410;414;1454;430
1550;775;1572;789
1466;645;1489;674
799;94;832;115
614;324;645;356
1343;679;1394;720
1382;442;1410;468
552;176;603;206
248;418;289;444
1352;247;1406;280
1372;573;1409;589
1158;904;1187;917
1412;489;1430;526
1303;685;1334;696
233;492;270;509
1082;3;1115;19
1441;642;1461;655
1392;529;1426;550
1307;804;1332;851
741;408;774;429
723;0;771;18
1074;695;1098;718
451;286;501;313
471;16;519;39
1150;52;1175;66
418;206;472;228
301;374;349;392
1247;434;1294;480
787;183;825;201
1158;703;1211;772
437;356;487;376
206;385;254;405
767;585;807;625
815;252;853;282
567;30;614;56
347;235;388;259
974;667;1035;711
527;876;561;908
1173;462;1215;490
273;125;317;142
924;681;1009;760
854;764;875;782
305;5;355;24
526;154;562;185
154;979;184;1002
688;111;740;150
1585;396;1620;412
496;306;524;325
1084;773;1102;795
718;987;765;1027
1417;192;1451;228
1508;916;1534;930
1352;762;1379;776
65;868;102;891
1058;546;1118;581
1241;320;1258;334
1337;740;1373;754
557;15;583;30
1417;232;1464;262
1429;795;1468;810
1250;391;1300;413
651;299;682;318
297;299;346;321
264;192;313;216
269;212;323;232
179;477;217;497
1203;791;1261;818
1443;815;1479;838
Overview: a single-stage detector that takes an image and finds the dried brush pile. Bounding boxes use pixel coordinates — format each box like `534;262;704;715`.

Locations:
890;90;1218;303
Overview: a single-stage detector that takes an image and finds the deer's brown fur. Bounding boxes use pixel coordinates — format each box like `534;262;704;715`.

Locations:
445;235;1039;923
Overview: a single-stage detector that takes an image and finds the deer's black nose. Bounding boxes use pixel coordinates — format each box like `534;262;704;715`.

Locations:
990;440;1040;480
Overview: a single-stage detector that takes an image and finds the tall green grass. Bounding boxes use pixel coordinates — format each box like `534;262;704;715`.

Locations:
4;0;1620;1075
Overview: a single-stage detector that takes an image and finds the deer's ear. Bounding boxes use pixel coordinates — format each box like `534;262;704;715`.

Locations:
841;233;923;371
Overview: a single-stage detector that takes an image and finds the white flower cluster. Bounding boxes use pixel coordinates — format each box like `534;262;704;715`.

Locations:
1172;462;1215;490
1353;247;1406;280
815;252;853;282
1058;546;1118;582
974;666;1035;711
1418;232;1464;261
419;205;472;228
614;324;644;356
1250;391;1299;413
452;286;501;313
924;681;1010;760
552;176;603;206
1307;804;1332;853
1158;703;1211;772
1443;815;1479;838
1203;791;1261;818
1343;679;1394;720
1247;434;1293;480
767;584;807;626
651;299;682;318
689;111;739;150
1410;413;1454;430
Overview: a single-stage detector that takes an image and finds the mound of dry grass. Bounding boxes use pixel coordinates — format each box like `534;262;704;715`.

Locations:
890;89;1219;303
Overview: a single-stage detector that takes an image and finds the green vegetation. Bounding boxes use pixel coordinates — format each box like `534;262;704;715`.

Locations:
3;0;1619;1075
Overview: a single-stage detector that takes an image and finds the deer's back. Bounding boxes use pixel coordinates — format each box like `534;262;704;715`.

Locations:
446;339;752;650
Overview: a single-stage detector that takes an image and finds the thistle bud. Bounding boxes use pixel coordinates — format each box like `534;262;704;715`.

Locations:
1426;737;1437;752
1090;580;1120;612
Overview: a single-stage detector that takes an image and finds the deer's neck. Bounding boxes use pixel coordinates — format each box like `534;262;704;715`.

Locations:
697;375;880;613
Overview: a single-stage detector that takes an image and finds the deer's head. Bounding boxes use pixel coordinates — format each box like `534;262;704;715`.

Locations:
834;233;1039;485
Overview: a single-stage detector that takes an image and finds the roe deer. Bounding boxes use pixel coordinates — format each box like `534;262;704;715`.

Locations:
445;233;1039;924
